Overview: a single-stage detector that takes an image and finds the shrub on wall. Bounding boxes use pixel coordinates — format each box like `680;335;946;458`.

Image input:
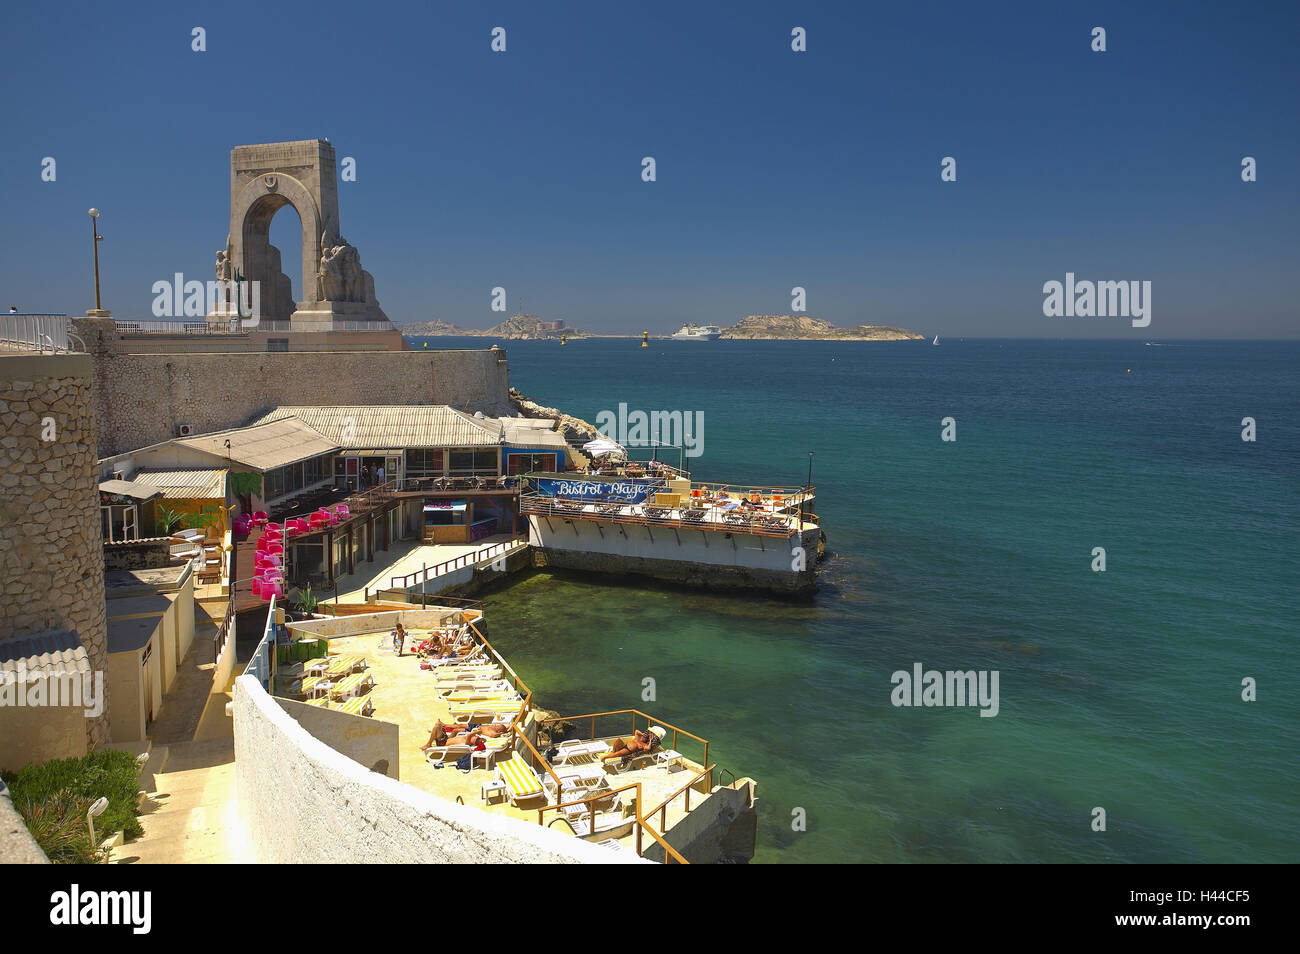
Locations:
1;749;145;859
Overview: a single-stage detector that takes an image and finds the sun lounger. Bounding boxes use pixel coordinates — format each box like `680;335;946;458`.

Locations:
437;681;516;701
423;734;509;765
337;694;374;716
551;740;610;765
495;756;545;806
324;654;367;677
298;676;332;698
450;699;526;722
330;672;374;700
306;697;330;708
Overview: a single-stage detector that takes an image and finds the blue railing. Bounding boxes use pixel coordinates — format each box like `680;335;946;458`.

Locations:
244;595;278;691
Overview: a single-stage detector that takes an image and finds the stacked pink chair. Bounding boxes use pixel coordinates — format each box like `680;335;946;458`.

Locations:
252;511;269;527
334;505;350;521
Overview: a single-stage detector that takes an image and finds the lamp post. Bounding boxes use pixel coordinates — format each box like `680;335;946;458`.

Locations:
801;451;813;527
87;209;105;315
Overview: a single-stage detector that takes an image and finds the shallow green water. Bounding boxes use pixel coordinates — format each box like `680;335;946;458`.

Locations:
416;336;1299;863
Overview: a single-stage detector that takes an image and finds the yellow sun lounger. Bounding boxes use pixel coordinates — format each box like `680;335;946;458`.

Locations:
496;756;545;805
306;697;330;708
449;698;525;716
299;676;332;697
325;654;366;677
330;672;373;700
337;694;373;716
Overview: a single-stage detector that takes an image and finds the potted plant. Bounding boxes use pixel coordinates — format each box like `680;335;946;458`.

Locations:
290;582;318;621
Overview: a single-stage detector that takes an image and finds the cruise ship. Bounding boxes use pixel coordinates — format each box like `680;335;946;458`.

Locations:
670;323;722;341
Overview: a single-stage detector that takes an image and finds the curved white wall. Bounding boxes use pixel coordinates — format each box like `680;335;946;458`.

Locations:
233;674;645;864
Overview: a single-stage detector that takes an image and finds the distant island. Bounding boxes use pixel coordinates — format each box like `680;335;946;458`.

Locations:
400;314;589;339
400;313;923;341
720;315;924;341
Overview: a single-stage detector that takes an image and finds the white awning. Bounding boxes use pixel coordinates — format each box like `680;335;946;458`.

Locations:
424;500;467;512
582;438;626;458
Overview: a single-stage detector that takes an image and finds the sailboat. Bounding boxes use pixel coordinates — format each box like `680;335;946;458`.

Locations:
932;335;940;345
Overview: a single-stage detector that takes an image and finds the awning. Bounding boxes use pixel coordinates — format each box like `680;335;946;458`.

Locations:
98;479;163;502
424;500;467;512
582;438;626;458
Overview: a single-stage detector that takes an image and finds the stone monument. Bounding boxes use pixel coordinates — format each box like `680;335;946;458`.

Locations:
207;139;392;331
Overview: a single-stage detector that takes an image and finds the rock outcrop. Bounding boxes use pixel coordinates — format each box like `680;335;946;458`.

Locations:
721;315;923;340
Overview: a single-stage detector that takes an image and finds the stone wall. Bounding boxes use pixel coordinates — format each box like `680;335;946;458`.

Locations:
86;344;511;456
103;538;172;570
233;674;646;864
0;354;110;751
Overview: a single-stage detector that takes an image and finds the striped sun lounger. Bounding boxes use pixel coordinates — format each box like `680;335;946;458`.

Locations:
336;694;373;716
496;756;545;805
306;697;330;708
300;676;331;697
325;657;366;681
330;672;372;700
450;699;526;718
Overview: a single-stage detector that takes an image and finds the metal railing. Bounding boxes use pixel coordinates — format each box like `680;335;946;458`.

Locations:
521;494;812;538
244;595;278;690
537;710;710;779
388;538;528;592
0;314;80;353
533;779;689;864
644;762;716;834
113;319;241;335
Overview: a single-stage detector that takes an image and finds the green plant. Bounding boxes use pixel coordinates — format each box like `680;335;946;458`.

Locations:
292;582;318;617
184;506;220;531
230;471;262;499
11;789;104;864
2;749;144;847
154;504;184;536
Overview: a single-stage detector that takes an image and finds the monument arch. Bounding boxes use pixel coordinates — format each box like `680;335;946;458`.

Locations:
209;139;391;330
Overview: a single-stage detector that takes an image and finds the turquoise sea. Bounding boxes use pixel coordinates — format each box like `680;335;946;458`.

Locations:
413;335;1299;863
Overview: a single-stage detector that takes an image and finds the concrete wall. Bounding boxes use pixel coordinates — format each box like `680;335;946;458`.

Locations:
645;778;758;864
233;674;645;864
277;696;400;778
82;336;511;456
529;516;820;593
0;353;109;753
106;644;146;744
0;784;49;863
0;681;92;772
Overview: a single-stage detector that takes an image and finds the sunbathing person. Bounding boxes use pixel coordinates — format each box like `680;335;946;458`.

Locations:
600;726;666;764
423;720;508;749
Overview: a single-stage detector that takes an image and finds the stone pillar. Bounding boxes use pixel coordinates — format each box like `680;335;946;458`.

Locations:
0;354;110;752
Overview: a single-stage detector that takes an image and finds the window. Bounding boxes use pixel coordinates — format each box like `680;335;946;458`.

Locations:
449;449;498;475
508;453;556;475
405;448;444;478
267;338;289;352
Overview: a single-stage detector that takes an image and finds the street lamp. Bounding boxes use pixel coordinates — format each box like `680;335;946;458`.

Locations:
87;796;108;851
88;208;105;315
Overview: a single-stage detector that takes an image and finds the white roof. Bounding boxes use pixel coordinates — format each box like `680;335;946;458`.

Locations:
175;418;338;471
253;406;499;450
130;468;227;499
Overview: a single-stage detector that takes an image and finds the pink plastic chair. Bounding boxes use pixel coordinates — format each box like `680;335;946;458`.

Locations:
252;511;269;527
251;577;264;599
262;578;285;599
266;542;283;556
334;505;350;520
265;521;282;533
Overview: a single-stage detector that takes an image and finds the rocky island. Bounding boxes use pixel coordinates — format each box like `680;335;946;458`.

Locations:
400;314;588;340
721;315;924;340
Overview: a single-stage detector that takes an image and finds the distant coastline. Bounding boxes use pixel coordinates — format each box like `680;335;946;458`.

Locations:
401;313;924;341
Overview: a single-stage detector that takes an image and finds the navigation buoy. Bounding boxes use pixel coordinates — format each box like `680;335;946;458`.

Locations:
1126;368;1132;373
561;333;567;346
641;330;648;348
422;341;428;348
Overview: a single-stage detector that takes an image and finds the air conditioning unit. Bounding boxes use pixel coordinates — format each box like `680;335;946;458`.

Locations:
177;423;194;437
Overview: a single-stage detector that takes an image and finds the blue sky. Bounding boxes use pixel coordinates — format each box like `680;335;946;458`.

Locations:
1;0;1297;337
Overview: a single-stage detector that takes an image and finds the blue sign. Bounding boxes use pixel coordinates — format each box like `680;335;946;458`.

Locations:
533;478;656;503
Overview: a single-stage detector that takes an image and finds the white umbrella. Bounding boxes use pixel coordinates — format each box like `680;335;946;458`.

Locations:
582;438;626;458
